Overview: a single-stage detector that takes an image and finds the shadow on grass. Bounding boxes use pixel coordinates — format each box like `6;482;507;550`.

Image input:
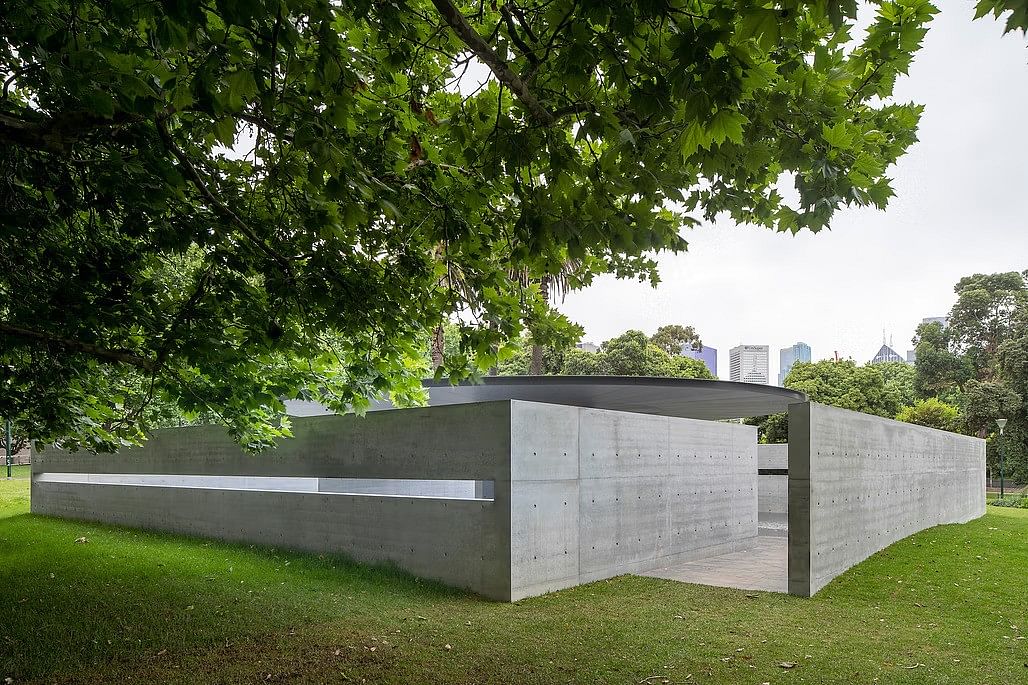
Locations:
0;511;474;681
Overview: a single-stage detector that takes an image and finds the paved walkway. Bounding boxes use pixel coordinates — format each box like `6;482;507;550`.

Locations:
641;536;788;593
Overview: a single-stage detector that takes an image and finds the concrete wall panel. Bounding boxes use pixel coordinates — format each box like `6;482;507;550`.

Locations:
509;404;757;599
788;402;985;596
758;476;787;514
578;409;670;479
31;481;511;599
33;402;515;600
33;401;513;481
758;444;788;470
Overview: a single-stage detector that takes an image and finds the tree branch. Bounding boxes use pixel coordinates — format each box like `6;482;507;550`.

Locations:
500;5;539;65
0;110;141;152
429;0;554;124
0;322;156;371
155;117;292;272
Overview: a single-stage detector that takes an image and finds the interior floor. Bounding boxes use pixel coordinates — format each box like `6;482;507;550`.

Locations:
640;536;788;593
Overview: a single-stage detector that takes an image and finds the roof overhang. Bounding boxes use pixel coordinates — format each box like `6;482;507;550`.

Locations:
286;376;807;421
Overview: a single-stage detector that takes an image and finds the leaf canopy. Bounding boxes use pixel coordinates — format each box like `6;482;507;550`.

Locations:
0;0;935;449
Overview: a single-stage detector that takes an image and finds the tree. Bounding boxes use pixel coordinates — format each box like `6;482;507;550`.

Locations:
975;0;1028;35
908;272;1028;482
561;348;606;376
1;0;934;449
877;361;917;409
749;359;905;442
912;320;970;402
649;325;702;356
896;398;961;432
948;272;1027;381
784;360;903;417
496;334;569;376
570;330;713;379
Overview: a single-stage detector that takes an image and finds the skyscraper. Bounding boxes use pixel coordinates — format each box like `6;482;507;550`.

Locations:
778;342;812;385
870;343;905;364
729;345;769;384
681;344;717;377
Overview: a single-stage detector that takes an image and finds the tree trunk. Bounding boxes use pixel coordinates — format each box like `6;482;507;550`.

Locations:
529;343;544;375
431;324;444;369
529;275;551;375
489;320;498;375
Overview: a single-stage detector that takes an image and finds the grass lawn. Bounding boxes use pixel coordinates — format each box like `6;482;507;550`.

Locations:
1;478;1026;684
4;464;31;480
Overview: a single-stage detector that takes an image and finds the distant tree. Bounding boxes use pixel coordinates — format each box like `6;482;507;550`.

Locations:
749;359;904;443
877;361;917;408
2;418;31;455
649;325;702;356
896;398;961;433
961;380;1022;439
599;331;653;376
912;321;971;402
748;412;789;444
550;330;713;379
662;355;716;380
496;335;569;376
948;272;1027;381
486;327;713;380
561;348;607;376
905;272;1028;482
784;360;903;418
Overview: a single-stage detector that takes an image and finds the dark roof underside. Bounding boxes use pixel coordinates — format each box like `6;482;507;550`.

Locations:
286;376;807;421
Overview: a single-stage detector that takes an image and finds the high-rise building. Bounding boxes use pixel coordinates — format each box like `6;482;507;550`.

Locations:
870;344;905;364
778;342;811;385
681;344;717;377
576;342;599;353
729;345;769;384
922;316;949;328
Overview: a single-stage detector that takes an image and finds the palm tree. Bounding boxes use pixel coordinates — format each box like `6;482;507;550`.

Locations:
510;261;581;375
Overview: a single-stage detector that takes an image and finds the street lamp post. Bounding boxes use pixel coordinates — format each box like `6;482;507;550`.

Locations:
996;418;1008;500
4;418;10;480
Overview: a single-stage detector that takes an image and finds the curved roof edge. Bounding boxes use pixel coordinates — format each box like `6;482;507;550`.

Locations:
286;376;807;421
420;376;806;421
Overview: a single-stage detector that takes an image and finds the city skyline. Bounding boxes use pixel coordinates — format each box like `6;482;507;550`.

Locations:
577;322;935;381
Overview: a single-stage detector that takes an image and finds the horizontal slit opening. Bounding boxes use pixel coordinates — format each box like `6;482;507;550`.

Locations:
35;473;494;501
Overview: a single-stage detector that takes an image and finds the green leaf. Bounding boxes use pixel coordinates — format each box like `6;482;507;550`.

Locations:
83;90;117;118
737;9;781;51
709;110;748;146
214;117;237;146
821;121;854;149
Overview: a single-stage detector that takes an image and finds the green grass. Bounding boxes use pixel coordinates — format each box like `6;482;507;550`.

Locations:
988;485;1028;500
2;479;1026;684
3;464;30;480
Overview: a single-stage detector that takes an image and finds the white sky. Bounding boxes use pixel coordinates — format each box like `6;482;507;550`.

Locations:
556;1;1028;381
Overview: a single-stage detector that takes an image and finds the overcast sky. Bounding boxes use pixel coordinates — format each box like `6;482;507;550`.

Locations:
556;1;1028;381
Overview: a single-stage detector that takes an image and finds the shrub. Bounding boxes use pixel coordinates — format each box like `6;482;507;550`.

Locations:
895;397;961;432
988;497;1028;508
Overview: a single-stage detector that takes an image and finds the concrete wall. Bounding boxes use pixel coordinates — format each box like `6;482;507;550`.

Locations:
787;402;985;596
757;444;788;536
33;402;514;600
757;443;788;514
507;401;757;600
32;400;757;602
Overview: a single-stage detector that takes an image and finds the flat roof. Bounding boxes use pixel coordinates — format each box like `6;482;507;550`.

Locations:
286;376;806;421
